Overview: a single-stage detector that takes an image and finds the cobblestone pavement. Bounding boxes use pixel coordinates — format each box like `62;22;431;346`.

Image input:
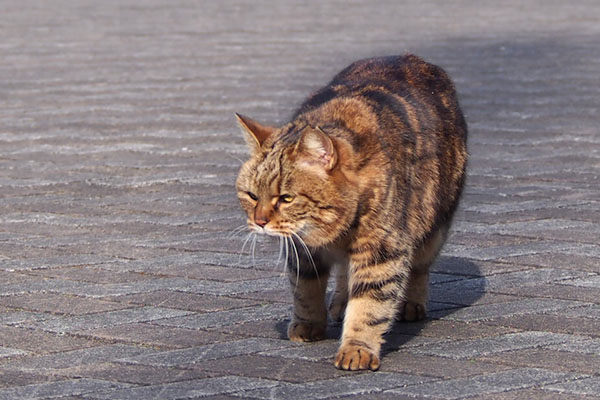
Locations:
1;0;599;399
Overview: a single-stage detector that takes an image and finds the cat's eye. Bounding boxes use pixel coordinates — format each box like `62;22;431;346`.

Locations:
247;192;258;201
280;194;294;203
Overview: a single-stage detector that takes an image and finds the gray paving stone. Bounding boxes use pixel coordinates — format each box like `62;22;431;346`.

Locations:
0;326;96;355
198;355;354;383
548;337;600;355
0;368;67;390
260;340;341;363
15;306;193;333
406;332;575;360
109;251;276;271
211;276;289;296
390;319;518;341
560;304;600;319
501;252;600;273
5;345;157;371
50;275;288;298
463;199;592;214
478;348;600;377
498;282;600;304
88;376;278;400
57;362;213;385
432;268;591;294
388;368;580;399
0;256;120;272
153;303;290;330
100;254;254;274
433;298;587;322
0;278;96;297
33;266;153;284
485;269;593;290
442;241;582;261
562;244;600;258
0;347;27;359
429;272;468;285
484;313;600;338
545;377;600;397
51;277;211;298
120;338;296;367
0;379;131;400
112;291;259;313
236;372;434;400
560;275;600;288
0;311;50;325
0;292;128;315
77;322;243;349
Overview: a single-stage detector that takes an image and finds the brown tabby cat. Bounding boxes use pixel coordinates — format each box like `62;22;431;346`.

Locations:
235;54;467;370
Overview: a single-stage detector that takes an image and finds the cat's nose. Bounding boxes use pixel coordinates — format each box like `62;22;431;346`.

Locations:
255;216;269;227
254;205;271;228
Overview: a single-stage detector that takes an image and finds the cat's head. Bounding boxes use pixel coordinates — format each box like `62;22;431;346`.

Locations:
235;113;358;247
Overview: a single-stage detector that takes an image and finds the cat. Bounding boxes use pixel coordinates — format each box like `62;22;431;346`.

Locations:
235;54;467;371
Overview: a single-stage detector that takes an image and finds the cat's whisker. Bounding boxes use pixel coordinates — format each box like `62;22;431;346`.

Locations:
250;233;258;268
284;236;299;293
289;236;301;293
291;232;320;284
276;236;285;272
284;236;290;277
225;153;245;165
238;232;253;266
228;224;249;238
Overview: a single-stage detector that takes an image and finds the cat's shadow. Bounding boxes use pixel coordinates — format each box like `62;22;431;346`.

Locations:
274;257;484;356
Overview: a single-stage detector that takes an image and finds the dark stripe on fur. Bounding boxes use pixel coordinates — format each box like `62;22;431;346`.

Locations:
350;274;404;299
366;316;391;326
295;86;339;117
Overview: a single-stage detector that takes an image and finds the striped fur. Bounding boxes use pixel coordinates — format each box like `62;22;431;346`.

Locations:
235;55;467;371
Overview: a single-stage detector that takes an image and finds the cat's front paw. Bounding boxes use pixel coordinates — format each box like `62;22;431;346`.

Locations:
334;344;380;371
397;301;426;322
287;320;326;342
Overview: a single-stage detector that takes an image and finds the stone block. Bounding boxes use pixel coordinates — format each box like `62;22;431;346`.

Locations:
406;332;575;360
121;338;296;367
0;379;131;400
388;368;580;399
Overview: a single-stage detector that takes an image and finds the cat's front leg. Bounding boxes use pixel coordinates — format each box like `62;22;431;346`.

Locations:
334;245;412;371
286;241;330;342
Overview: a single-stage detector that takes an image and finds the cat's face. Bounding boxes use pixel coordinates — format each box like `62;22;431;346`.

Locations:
235;114;357;247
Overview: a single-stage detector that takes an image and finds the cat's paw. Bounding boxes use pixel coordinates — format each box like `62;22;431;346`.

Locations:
334;344;380;371
328;298;347;323
397;301;426;322
287;320;326;342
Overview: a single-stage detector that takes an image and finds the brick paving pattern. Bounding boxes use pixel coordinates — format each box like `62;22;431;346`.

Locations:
1;0;599;399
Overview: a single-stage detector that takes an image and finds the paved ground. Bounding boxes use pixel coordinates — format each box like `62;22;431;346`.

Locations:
1;0;599;399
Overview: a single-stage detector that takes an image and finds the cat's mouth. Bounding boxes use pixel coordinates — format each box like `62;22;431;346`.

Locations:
251;225;292;237
248;221;304;239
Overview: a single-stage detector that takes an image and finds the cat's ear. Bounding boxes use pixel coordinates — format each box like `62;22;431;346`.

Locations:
235;113;276;153
296;126;337;171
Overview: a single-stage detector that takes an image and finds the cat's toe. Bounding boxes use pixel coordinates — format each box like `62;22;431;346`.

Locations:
334;344;380;371
287;320;326;342
397;301;426;322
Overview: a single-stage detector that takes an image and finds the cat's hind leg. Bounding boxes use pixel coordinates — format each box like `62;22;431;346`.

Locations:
398;224;449;322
